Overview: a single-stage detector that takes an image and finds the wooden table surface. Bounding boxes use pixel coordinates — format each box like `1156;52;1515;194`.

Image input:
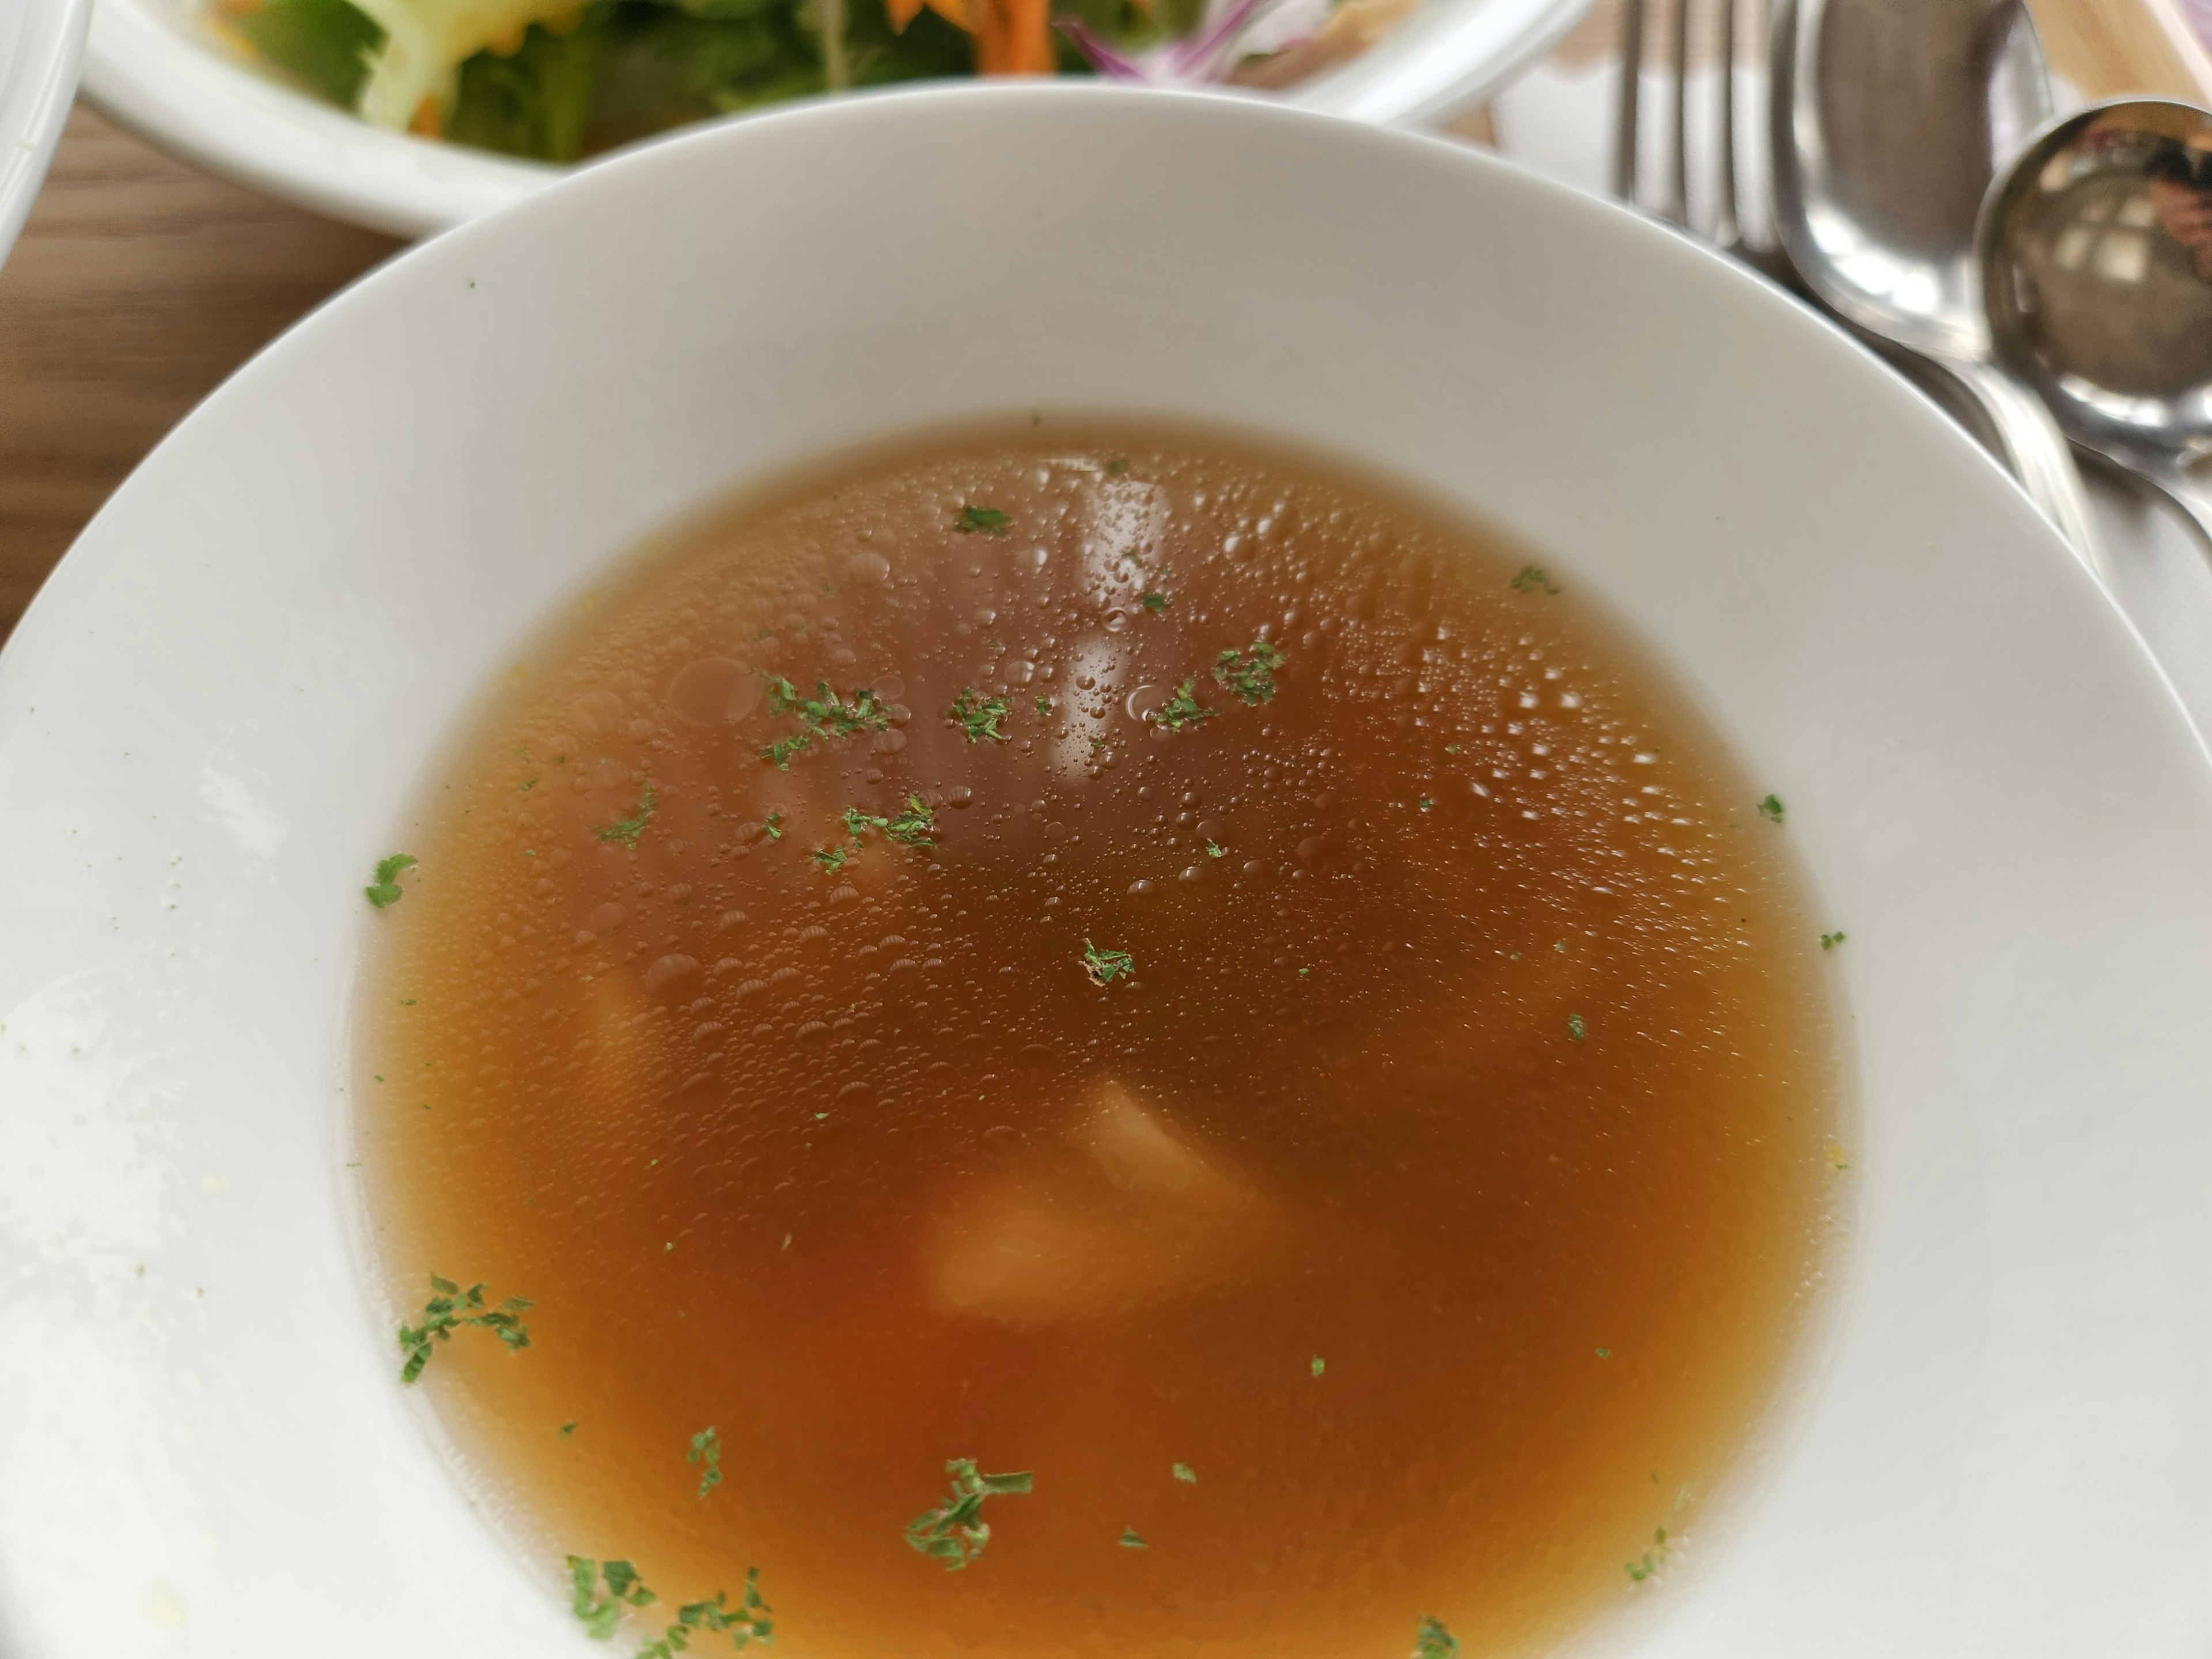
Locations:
1;0;2206;643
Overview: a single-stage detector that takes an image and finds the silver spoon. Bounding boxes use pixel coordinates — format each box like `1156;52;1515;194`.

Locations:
1771;0;2103;574
1979;99;2212;552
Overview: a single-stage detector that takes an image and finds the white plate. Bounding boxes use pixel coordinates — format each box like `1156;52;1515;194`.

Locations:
79;0;1592;238
2;86;2209;1656
0;0;89;268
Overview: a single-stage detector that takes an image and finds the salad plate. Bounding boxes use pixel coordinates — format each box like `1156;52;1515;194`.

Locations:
79;0;1590;236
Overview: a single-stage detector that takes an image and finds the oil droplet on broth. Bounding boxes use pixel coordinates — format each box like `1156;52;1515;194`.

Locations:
358;424;1840;1659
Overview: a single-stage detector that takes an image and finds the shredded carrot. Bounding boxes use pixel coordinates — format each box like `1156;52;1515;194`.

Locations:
888;0;980;32
409;96;442;138
977;0;1052;73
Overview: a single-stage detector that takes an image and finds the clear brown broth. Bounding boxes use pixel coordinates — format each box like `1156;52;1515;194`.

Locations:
358;425;1840;1657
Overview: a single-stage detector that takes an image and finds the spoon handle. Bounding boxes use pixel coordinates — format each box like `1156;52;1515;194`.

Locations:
2144;463;2212;562
1931;350;2105;583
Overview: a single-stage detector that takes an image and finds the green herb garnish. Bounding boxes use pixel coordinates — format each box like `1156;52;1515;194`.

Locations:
1212;639;1285;706
1626;1527;1669;1582
886;795;936;848
1419;797;1434;812
1510;563;1560;595
1205;840;1225;858
953;505;1010;537
1139;592;1169;613
842;806;888;842
595;783;656;847
762;813;783;842
1153;680;1215;732
365;853;418;908
947;687;1012;743
1119;1527;1148;1549
1820;931;1846;950
1757;793;1785;823
397;1275;533;1383
1310;1355;1325;1377
1567;1012;1587;1041
1105;457;1129;476
1083;940;1135;986
1414;1616;1460;1659
688;1426;723;1498
1171;1462;1196;1484
758;677;893;768
560;1421;578;1437
810;845;849;874
904;1459;1033;1571
639;1570;774;1656
568;1555;654;1640
1034;695;1052;717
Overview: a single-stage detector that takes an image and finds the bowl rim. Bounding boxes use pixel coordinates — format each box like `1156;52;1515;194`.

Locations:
0;0;91;268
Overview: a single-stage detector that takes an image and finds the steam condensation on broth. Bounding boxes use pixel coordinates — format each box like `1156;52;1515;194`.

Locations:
358;425;1842;1657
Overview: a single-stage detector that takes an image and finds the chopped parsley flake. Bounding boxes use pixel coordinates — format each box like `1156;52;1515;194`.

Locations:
1626;1527;1669;1582
1757;793;1785;824
560;1421;577;1437
1445;743;1462;754
1596;1347;1611;1359
1419;797;1434;812
759;678;893;768
365;853;418;908
762;813;783;842
887;795;937;848
1820;931;1846;950
1119;1527;1148;1549
1083;940;1135;986
1205;840;1225;858
1140;591;1169;613
904;1459;1033;1570
688;1425;723;1497
1213;639;1285;706
1153;679;1215;732
947;688;1012;743
1310;1355;1325;1377
810;844;849;874
594;783;657;847
1510;563;1561;595
642;1571;774;1656
1172;1462;1196;1484
1035;695;1052;716
953;505;1011;537
1567;1012;1587;1041
1414;1616;1461;1659
568;1555;654;1640
397;1275;533;1383
1105;458;1130;476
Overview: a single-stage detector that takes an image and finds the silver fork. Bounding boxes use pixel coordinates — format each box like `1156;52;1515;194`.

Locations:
1612;0;1790;279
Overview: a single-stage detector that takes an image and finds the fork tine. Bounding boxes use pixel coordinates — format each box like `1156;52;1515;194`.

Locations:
1713;0;1741;248
1612;0;1647;203
1661;0;1690;225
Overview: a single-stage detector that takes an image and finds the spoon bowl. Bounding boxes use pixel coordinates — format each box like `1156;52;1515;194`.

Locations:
1771;0;2101;567
1979;97;2212;546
